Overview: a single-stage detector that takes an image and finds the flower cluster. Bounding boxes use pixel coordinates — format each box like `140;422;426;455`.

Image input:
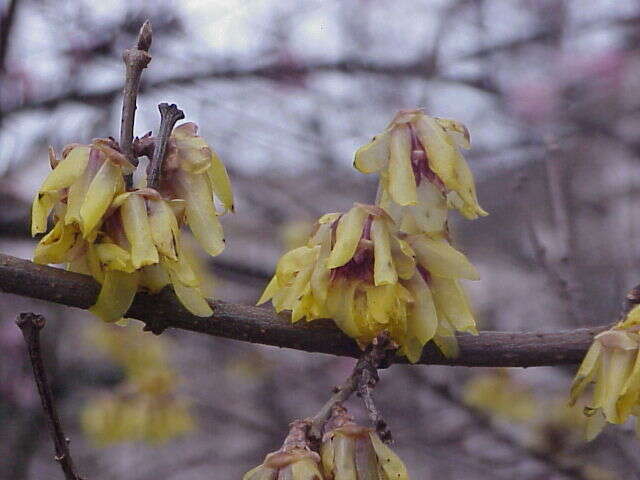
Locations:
31;123;233;322
259;110;485;361
81;323;194;445
569;305;640;440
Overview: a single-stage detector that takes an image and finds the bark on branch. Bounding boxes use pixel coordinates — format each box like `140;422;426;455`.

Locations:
0;253;607;367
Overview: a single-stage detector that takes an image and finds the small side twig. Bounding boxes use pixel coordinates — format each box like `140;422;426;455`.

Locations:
120;20;152;169
308;332;397;445
146;102;184;190
16;313;84;480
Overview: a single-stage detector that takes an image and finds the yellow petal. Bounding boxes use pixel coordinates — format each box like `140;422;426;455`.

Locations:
414;114;457;188
257;276;279;305
434;117;471;149
320;438;335;477
407;181;448;235
80;160;120;237
121;195;159;269
176;170;225;256
89;270;139;323
598;348;636;423
33;220;78;264
410;236;479;280
371;218;397;286
433;317;460;358
390;237;416;280
31;192;58;236
369;432;409;480
616;348;640;420
430;277;477;334
275;246;319;284
449;154;488;219
310;236;331;304
353;131;390;173
406;273;438;346
333;433;357;480
388;125;417;206
290;457;323;480
66;153;100;225
39;146;90;192
326;206;368;269
569;341;603;405
140;264;170;293
148;200;180;261
366;284;396;325
95;243;135;273
243;465;277;480
207;150;234;213
175;136;212;174
170;276;213;317
327;281;362;339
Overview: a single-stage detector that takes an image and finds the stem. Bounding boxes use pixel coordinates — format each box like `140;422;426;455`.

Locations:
146;103;184;190
16;313;84;480
308;332;397;445
120;20;152;186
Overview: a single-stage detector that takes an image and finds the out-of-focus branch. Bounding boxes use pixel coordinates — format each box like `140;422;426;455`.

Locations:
0;0;19;74
2;61;497;118
0;253;608;367
16;313;84;480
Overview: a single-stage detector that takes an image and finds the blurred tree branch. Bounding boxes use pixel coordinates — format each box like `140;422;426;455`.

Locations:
0;253;607;367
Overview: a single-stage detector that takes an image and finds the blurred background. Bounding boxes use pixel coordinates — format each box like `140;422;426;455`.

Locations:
1;0;640;478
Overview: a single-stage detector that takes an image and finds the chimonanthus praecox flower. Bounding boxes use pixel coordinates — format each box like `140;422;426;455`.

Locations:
243;420;324;480
31;124;233;322
258;202;479;361
321;405;409;480
569;305;640;440
354;110;487;235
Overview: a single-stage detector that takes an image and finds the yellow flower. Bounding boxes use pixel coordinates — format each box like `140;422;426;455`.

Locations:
320;409;409;480
258;203;480;361
31;123;234;323
354;110;487;233
243;450;323;480
463;370;536;423
569;323;640;440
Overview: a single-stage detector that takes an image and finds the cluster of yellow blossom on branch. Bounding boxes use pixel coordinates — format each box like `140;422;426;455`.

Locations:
259;109;486;362
81;323;193;445
569;304;640;440
31;107;233;323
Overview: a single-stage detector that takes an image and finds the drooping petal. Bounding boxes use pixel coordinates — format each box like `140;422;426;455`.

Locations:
175;170;225;256
598;348;636;423
434;117;471;149
388;125;417;206
327;280;362;340
66;149;103;225
243;465;277;480
257;276;279;305
371;217;397;286
140;264;170;293
174;136;212;174
162;257;213;317
333;433;357;480
353;131;391;173
275;246;319;284
406;273;438;346
147;199;180;261
410;236;480;280
95;242;136;273
80;160;121;237
354;435;379;479
207;150;234;213
33;220;78;264
290;457;323;480
369;432;409;480
31;192;58;236
414;114;457;188
390;237;415;280
89;270;139;323
407;181;448;235
39;146;90;192
569;341;603;405
449;154;488;219
320;437;335;477
326;206;368;269
121;195;159;269
430;277;477;334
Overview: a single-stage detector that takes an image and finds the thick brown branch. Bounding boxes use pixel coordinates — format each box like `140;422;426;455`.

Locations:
16;313;84;480
0;253;607;367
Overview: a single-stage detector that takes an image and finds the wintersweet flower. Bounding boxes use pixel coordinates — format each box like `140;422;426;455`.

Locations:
243;420;324;480
31;122;233;322
320;405;409;480
569;321;640;440
258;203;480;361
354;110;487;235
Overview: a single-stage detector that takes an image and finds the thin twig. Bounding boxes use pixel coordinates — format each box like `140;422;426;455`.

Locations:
119;20;152;169
146;103;184;190
308;333;397;445
16;313;84;480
